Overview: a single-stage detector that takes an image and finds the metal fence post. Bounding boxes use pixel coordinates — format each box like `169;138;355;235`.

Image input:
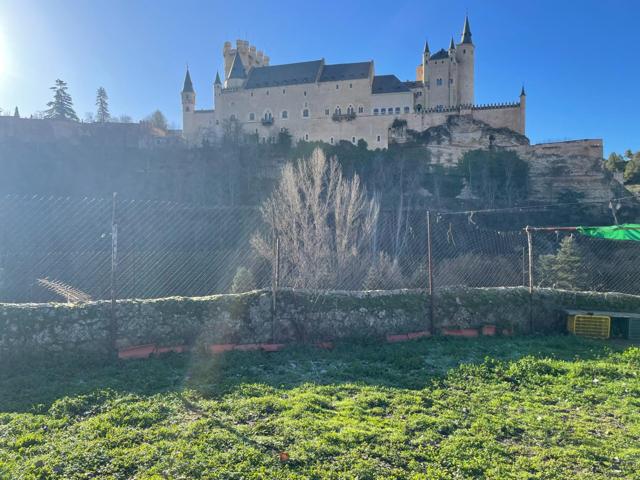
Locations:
271;233;280;342
427;210;434;333
525;226;534;333
110;192;118;353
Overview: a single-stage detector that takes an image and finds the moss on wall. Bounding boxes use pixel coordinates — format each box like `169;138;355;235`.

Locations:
1;287;639;361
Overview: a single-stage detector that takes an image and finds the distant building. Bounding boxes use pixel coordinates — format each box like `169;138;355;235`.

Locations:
181;16;526;148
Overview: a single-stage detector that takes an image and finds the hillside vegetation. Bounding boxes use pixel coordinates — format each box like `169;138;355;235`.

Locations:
1;336;639;478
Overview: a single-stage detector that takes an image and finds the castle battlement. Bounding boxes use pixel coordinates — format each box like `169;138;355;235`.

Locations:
180;16;526;148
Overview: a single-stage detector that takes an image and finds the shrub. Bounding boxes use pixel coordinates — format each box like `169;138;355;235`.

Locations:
230;267;256;293
363;252;405;290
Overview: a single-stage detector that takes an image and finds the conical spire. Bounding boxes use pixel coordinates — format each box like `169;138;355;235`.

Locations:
423;39;430;54
228;53;246;79
214;71;221;85
182;68;194;93
461;15;472;44
14;106;19;118
520;85;526;96
449;37;456;50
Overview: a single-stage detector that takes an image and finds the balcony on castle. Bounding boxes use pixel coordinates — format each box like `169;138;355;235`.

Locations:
261;117;274;126
331;112;356;122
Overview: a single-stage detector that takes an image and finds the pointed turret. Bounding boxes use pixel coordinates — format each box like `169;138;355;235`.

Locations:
520;85;526;97
214;71;221;85
461;15;472;44
423;40;430;54
13;107;19;118
182;68;194;93
228;53;246;79
449;37;456;50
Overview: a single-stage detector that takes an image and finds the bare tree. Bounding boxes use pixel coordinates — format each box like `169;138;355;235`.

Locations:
252;148;379;289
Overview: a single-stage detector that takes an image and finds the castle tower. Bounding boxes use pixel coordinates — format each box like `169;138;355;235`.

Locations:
181;68;195;136
214;71;222;99
455;15;475;106
519;85;526;134
225;53;247;88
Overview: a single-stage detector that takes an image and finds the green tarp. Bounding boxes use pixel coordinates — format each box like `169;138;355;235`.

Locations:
577;224;640;242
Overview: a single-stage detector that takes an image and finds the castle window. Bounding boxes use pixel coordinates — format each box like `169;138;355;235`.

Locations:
377;135;381;142
282;110;288;119
335;106;341;115
358;106;364;113
251;92;254;96
282;89;286;94
404;106;410;113
436;78;443;86
388;108;393;115
325;109;330;115
349;83;352;88
230;114;236;121
304;91;307;96
249;112;255;121
336;84;339;89
303;109;309;118
463;49;466;54
330;137;334;144
373;108;379;115
266;90;269;95
395;107;400;114
347;105;354;115
305;133;309;140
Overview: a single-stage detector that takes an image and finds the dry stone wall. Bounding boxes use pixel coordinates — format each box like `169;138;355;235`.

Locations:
1;287;639;361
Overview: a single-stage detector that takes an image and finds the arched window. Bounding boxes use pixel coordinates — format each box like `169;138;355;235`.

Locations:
282;110;288;119
305;133;309;140
404;106;410;114
358;106;364;114
249;112;255;121
335;106;341;115
347;105;354;115
302;109;309;118
330;137;334;144
416;104;422;112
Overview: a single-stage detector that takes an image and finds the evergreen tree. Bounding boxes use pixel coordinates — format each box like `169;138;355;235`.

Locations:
44;79;79;121
95;87;110;123
538;235;589;290
13;106;19;118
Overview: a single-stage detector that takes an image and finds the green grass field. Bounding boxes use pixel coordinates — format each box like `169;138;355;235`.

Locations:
1;336;639;479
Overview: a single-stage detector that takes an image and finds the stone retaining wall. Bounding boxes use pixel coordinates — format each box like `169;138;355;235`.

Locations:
1;287;639;360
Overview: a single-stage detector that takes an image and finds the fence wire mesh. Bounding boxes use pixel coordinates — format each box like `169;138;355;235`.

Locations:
0;194;638;303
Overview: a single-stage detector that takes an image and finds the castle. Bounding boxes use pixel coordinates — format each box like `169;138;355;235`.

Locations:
181;17;526;148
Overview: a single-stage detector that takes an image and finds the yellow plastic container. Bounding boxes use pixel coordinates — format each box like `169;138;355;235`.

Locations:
567;314;610;339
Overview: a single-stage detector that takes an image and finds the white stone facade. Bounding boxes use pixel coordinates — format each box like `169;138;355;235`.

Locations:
181;17;525;148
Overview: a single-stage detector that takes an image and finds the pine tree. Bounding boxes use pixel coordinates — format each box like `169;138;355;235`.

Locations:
13;107;19;118
44;79;79;121
538;235;589;290
95;87;110;123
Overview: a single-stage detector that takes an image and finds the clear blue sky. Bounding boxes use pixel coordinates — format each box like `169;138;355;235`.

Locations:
1;0;638;155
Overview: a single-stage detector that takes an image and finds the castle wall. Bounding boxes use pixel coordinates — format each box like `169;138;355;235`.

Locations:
472;105;523;135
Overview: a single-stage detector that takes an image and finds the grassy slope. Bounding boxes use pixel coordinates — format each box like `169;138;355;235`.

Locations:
0;336;639;479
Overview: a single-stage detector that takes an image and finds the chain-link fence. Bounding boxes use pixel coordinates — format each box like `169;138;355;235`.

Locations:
0;194;638;304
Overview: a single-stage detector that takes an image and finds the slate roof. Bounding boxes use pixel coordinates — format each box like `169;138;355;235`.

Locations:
429;49;450;61
244;60;323;88
371;75;411;94
182;69;194;93
461;15;472;44
318;62;372;82
228;53;247;79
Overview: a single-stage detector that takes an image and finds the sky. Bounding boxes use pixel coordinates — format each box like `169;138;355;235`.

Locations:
0;0;638;155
